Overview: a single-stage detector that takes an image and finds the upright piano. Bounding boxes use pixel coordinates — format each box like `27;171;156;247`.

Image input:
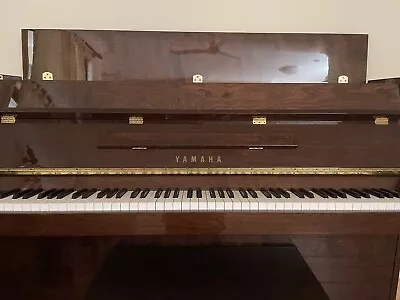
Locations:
0;80;400;300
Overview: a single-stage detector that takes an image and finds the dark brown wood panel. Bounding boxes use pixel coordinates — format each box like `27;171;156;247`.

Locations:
4;80;399;110
22;30;368;83
292;235;399;300
322;282;391;300
1;123;399;168
293;235;398;257
1;213;400;236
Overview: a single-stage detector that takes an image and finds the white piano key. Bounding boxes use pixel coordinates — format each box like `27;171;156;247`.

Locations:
164;195;174;211
189;192;199;211
181;190;190;211
223;192;234;211
247;192;259;211
198;191;208;211
155;195;165;211
172;191;182;211
204;191;216;211
232;191;245;211
214;192;225;211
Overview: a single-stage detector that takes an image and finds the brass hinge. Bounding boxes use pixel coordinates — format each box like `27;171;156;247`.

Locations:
129;116;144;125
1;115;16;124
252;116;267;125
374;117;389;125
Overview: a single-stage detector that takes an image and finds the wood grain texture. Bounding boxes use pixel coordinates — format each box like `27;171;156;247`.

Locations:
3;80;399;111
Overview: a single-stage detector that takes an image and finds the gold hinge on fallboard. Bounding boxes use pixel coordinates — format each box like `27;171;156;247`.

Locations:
1;115;16;124
252;116;267;125
129;116;143;125
374;116;389;125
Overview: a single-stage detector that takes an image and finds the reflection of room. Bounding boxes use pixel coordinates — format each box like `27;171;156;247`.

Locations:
23;30;366;83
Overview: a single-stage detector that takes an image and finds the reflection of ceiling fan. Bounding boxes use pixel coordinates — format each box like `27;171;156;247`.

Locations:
170;35;241;60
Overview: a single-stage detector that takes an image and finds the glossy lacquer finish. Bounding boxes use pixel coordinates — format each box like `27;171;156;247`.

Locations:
22;30;368;83
1;80;400;300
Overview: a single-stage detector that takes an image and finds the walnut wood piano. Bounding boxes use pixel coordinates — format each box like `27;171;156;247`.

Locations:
0;80;400;300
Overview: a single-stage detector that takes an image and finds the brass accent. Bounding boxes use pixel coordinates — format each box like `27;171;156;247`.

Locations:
248;147;264;150
374;117;389;125
0;167;399;176
131;147;147;150
41;71;54;81
129;116;144;125
252;116;267;125
1;115;16;124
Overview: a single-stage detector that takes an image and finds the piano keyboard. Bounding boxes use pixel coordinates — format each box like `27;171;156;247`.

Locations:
0;188;399;213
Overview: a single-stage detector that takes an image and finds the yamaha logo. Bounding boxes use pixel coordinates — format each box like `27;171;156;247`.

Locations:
175;155;222;164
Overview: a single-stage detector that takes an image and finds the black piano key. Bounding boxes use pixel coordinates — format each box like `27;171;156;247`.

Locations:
0;189;20;199
209;188;216;198
57;189;75;199
196;188;202;198
13;189;34;199
22;189;43;199
226;188;234;198
320;188;338;198
72;189;88;199
131;188;141;198
187;189;193;198
173;188;180;198
362;188;385;198
268;189;282;198
47;189;65;199
97;189;111;199
164;188;172;198
289;188;305;198
106;189;119;199
349;188;370;198
217;189;225;198
37;189;56;199
299;188;314;198
277;188;291;198
260;188;272;198
115;188;128;199
327;188;347;198
311;188;329;199
247;189;258;198
341;189;362;199
140;189;150;198
239;188;248;198
82;189;98;199
155;188;163;198
377;188;399;198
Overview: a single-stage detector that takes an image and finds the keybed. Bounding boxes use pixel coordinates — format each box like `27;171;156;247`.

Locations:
0;188;399;213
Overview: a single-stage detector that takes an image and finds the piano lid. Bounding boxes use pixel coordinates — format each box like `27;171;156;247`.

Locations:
21;30;368;83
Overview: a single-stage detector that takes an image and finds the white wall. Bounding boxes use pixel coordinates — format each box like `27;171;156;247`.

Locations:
0;0;399;80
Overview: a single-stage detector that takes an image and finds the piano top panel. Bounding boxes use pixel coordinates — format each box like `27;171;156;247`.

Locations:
1;81;399;112
22;30;368;83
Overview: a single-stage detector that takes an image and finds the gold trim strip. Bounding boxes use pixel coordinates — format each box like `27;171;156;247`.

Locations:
0;168;400;176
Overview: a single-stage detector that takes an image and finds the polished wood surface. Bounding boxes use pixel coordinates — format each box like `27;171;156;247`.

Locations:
0;235;396;300
1;80;400;300
2;212;400;236
1;80;399;110
22;30;368;83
